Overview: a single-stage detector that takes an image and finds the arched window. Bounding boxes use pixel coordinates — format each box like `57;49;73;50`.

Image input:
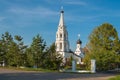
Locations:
60;43;62;50
60;34;62;38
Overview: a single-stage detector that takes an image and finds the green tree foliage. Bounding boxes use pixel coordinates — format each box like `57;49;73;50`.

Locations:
86;23;120;71
0;32;27;67
43;43;63;70
25;48;34;67
14;35;27;66
0;40;4;62
83;52;91;70
0;32;13;66
6;41;20;66
30;34;46;68
0;32;63;70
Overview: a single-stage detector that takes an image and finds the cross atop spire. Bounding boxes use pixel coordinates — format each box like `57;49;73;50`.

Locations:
61;6;63;10
78;34;80;39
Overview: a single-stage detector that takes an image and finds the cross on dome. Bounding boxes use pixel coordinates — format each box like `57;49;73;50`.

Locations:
77;34;82;44
60;6;64;13
78;34;80;39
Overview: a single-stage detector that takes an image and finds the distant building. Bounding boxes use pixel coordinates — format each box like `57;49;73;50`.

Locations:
55;8;84;64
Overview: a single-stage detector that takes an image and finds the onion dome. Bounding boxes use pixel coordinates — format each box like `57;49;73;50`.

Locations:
61;10;64;13
77;39;82;44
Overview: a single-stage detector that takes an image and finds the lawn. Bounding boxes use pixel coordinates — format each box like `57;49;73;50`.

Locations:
108;75;120;80
0;66;56;72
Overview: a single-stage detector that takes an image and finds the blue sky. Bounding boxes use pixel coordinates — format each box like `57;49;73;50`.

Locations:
0;0;120;51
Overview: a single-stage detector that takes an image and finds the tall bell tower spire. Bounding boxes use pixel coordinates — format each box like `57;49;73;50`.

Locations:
55;7;70;58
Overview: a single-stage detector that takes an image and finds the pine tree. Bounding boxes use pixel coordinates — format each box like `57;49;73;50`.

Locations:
14;35;27;66
43;43;63;70
25;48;34;67
30;34;46;68
0;32;13;66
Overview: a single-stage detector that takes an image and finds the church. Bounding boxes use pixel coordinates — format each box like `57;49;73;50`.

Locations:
55;8;85;64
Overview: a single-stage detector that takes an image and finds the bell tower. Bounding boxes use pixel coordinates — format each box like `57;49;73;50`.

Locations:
55;8;70;57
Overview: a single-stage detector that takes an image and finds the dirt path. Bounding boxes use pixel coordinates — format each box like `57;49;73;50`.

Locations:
62;76;115;80
0;68;118;80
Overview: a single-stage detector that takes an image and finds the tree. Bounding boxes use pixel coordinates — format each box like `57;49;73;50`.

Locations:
14;35;27;66
83;46;91;70
43;43;63;70
115;40;120;68
30;34;46;68
0;32;27;67
25;48;34;67
6;41;20;66
0;32;13;66
87;23;120;71
0;40;4;63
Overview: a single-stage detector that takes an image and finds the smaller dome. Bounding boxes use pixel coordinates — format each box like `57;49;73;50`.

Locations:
77;39;82;44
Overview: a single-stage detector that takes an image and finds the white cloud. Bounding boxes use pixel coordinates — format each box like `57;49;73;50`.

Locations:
8;6;58;17
3;6;59;28
65;1;87;6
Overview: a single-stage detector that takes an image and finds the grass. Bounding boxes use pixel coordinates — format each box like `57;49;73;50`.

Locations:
108;75;120;80
0;66;57;72
18;67;56;72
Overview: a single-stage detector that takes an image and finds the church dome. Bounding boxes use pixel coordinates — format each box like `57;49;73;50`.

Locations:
77;39;82;44
61;10;64;13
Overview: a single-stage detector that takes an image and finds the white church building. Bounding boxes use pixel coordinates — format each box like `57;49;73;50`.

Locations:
55;9;85;64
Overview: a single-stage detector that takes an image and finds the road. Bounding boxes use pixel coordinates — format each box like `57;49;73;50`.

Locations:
0;68;118;80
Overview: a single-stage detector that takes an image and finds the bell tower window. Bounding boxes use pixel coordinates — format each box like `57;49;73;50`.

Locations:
60;43;62;50
60;34;62;38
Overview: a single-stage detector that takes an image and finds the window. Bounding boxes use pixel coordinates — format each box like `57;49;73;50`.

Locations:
60;34;62;38
60;43;62;50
